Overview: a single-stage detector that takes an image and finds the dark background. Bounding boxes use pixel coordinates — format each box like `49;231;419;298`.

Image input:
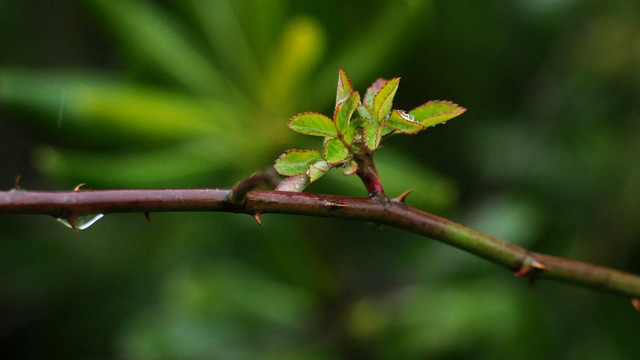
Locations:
1;0;639;358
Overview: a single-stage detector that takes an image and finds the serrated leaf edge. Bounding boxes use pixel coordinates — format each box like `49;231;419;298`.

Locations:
287;112;338;137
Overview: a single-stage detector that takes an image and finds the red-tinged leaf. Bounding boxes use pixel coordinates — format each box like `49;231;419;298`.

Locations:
409;101;466;128
364;78;386;108
288;112;337;137
276;174;310;192
385;110;424;134
334;91;360;135
274;149;322;176
336;67;354;105
373;77;400;121
324;138;349;164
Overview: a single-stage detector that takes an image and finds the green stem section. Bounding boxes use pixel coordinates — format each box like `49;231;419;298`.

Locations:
1;188;640;300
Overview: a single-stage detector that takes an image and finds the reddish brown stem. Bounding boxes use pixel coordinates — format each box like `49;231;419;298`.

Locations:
354;151;385;198
1;188;640;301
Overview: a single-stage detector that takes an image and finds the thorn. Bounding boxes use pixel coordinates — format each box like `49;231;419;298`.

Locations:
144;212;153;224
392;189;414;203
531;260;547;271
252;212;264;227
14;175;22;190
323;201;348;209
632;297;640;312
74;183;86;191
68;216;78;233
515;254;546;277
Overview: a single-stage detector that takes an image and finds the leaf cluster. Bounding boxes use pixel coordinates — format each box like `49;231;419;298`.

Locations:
274;68;466;192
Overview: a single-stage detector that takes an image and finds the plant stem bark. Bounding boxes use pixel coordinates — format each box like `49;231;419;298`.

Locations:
2;188;640;302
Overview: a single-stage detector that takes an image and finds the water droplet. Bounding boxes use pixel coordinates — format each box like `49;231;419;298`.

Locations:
399;110;415;122
57;214;104;231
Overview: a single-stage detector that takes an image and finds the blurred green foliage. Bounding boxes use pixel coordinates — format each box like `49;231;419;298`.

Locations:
1;0;640;358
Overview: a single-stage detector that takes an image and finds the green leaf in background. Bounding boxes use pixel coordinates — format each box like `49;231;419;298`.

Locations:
324;138;349;164
373;77;400;121
287;112;337;137
333;91;360;135
336;67;354;105
274;149;322;176
385;110;424;134
410;101;466;128
87;0;230;99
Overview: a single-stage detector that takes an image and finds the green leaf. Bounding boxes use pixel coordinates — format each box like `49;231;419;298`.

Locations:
409;101;467;127
336;67;354;105
344;116;366;145
307;160;330;182
373;77;400;121
288;112;337;137
324;138;349;164
385;110;424;134
364;118;383;151
274;149;322;176
333;91;360;135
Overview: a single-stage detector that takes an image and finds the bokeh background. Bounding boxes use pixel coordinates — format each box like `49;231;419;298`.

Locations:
2;0;640;358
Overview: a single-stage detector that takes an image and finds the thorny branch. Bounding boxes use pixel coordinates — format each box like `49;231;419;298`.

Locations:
1;183;640;310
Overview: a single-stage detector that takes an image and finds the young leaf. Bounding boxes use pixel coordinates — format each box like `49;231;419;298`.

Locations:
385;110;424;134
364;78;386;108
288;112;337;137
409;101;466;128
274;149;323;176
276;174;310;192
307;160;330;182
334;91;360;135
344;116;366;145
373;77;400;122
324;138;349;164
342;160;358;176
336;67;354;105
364;118;383;150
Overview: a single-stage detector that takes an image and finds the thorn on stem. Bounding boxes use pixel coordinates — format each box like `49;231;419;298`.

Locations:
632;297;640;312
68;216;78;233
74;183;85;191
392;189;414;203
515;254;546;277
323;201;348;209
12;175;22;191
252;212;264;227
144;212;153;224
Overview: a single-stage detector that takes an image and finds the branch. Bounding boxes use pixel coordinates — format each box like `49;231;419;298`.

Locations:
2;187;640;307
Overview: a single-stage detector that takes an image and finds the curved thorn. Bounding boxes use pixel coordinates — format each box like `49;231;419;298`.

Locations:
392;189;414;203
13;175;22;190
632;297;640;312
252;212;264;227
68;216;78;233
144;212;153;224
74;183;86;191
